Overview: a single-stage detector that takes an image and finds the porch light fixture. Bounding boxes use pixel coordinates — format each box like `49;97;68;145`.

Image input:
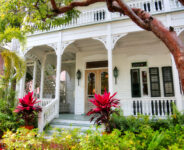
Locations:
76;70;81;86
113;67;119;84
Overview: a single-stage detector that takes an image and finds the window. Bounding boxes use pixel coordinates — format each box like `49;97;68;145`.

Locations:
149;68;161;97
141;71;148;96
131;69;141;97
86;61;108;69
88;73;96;96
162;67;174;97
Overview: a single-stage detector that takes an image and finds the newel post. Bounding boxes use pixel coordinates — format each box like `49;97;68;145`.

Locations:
38;110;44;132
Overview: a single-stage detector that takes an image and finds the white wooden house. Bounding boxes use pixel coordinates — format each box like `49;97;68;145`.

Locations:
15;0;184;131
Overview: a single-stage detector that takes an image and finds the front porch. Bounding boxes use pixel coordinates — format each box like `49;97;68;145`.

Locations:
18;30;184;132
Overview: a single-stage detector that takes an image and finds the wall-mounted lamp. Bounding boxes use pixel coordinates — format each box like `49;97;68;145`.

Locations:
76;70;81;86
113;67;119;84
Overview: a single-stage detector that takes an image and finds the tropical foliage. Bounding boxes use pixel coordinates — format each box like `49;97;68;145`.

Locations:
14;92;42;126
0;49;26;88
2;124;184;150
0;88;24;139
87;91;119;132
0;50;26;137
109;107;184;134
0;0;79;45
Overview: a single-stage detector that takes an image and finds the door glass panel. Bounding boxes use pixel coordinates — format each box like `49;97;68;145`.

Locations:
162;67;174;97
131;69;141;97
101;72;108;94
142;71;148;96
88;73;96;97
149;68;161;97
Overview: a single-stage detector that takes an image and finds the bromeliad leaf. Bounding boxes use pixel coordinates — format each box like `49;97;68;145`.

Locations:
87;90;120;133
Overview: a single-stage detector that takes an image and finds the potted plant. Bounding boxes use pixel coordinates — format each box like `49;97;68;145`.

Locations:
14;92;42;129
87;90;120;133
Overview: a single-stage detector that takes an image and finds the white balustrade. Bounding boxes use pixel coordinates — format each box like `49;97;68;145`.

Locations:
32;0;183;35
38;98;58;132
37;99;54;107
62;8;107;28
121;97;176;117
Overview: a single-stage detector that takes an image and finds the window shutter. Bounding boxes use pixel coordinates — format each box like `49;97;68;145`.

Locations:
149;67;161;97
162;67;174;97
131;69;141;97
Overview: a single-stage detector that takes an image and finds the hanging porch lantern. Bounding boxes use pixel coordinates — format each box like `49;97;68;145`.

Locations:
113;67;119;84
76;70;81;86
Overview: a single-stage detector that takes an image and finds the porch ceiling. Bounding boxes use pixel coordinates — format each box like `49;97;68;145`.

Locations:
114;31;169;55
64;38;106;53
26;45;57;66
62;38;107;62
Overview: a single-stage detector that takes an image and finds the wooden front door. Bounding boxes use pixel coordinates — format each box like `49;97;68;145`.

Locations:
85;69;108;113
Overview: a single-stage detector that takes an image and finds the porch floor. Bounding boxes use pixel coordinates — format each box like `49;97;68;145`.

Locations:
58;114;90;121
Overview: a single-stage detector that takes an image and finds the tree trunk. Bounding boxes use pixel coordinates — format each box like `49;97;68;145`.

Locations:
150;20;184;92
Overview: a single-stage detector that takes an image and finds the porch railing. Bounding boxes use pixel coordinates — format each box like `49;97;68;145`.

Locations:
38;98;58;132
121;97;176;117
33;0;184;34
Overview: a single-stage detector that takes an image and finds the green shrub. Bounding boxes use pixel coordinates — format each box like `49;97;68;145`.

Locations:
3;126;184;150
0;88;24;137
109;107;184;134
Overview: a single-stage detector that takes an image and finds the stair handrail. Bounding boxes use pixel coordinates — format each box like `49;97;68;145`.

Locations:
38;98;58;132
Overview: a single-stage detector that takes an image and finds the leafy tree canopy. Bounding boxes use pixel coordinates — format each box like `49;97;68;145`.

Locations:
0;0;79;45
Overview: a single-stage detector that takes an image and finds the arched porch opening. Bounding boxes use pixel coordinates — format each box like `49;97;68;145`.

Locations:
113;31;176;116
24;45;57;99
62;38;107;115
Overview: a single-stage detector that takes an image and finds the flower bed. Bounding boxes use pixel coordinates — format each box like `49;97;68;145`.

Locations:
2;124;184;150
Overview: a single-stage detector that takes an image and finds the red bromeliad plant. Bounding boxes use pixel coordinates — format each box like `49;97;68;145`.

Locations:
14;92;42;126
87;90;120;133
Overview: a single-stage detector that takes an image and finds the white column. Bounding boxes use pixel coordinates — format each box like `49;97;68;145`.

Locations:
108;48;113;93
107;24;113;94
171;54;183;111
40;56;46;99
32;61;37;94
55;43;62;117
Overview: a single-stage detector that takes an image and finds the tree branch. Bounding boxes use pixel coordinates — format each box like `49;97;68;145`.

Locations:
106;0;124;13
50;0;105;14
178;0;184;5
115;0;151;30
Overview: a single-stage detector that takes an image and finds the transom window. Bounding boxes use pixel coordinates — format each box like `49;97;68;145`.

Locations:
86;61;108;69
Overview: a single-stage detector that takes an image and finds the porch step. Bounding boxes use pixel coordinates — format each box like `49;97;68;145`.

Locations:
51;119;94;127
46;114;103;136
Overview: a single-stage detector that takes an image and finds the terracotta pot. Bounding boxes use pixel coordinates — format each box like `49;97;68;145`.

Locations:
21;125;34;130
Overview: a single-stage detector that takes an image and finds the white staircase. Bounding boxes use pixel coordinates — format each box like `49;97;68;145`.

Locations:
45;114;103;135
